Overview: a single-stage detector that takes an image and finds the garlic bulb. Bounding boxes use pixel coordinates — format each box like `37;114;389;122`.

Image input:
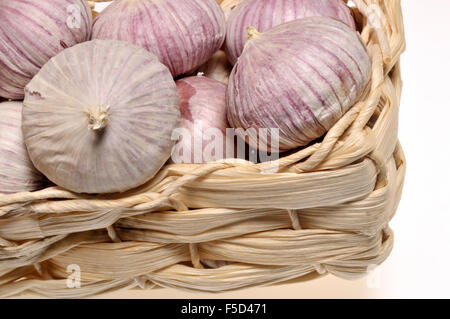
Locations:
92;0;226;78
227;17;371;151
196;50;232;84
225;0;355;64
22;40;180;194
172;76;230;164
0;0;92;99
0;102;43;193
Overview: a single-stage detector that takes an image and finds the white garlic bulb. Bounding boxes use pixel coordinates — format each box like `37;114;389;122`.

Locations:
0;102;43;194
22;40;180;194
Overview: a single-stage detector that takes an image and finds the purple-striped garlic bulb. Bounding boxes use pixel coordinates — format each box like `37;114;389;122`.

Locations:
227;17;371;151
172;76;230;164
0;102;43;193
22;40;180;194
225;0;355;64
0;0;92;100
196;50;232;84
92;0;226;78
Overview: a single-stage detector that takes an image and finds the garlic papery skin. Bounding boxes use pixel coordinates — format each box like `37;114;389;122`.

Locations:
22;40;180;194
92;0;226;78
225;0;355;64
196;50;232;84
227;17;371;151
220;0;245;21
0;102;43;193
0;0;92;100
172;76;230;164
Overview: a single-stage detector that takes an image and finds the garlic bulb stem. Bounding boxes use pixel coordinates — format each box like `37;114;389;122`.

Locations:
246;27;261;41
88;111;109;131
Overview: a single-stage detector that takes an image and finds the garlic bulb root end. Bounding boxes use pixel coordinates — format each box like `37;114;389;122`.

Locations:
246;26;261;41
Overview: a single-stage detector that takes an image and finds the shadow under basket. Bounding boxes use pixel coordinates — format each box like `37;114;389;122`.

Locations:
0;0;406;298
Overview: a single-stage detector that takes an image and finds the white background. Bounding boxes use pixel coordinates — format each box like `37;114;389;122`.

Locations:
377;0;450;298
94;1;450;299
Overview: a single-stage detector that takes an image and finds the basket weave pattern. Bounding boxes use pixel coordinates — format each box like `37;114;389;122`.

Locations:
0;0;405;298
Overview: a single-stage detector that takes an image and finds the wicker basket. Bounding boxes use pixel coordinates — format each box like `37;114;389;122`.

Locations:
0;0;405;298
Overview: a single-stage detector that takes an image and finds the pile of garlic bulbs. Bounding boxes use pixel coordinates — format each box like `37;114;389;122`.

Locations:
0;0;370;194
